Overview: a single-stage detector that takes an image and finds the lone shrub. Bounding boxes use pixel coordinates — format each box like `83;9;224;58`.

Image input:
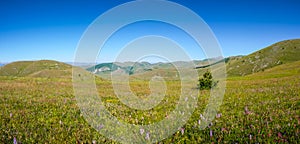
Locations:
198;71;218;90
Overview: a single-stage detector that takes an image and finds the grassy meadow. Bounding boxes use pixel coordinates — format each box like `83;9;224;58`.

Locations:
0;60;299;143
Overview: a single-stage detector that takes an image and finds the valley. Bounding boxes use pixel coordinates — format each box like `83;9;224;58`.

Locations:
0;39;299;143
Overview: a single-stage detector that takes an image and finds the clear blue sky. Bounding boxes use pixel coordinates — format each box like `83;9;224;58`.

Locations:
0;0;299;63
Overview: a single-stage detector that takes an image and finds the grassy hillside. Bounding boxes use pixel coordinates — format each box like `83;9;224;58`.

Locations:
88;61;189;80
0;39;299;143
241;60;300;80
0;60;72;78
227;39;300;76
89;60;219;80
86;39;300;78
0;59;299;143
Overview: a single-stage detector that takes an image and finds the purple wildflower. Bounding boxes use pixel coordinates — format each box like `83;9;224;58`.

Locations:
278;132;282;138
13;137;17;144
210;130;213;137
98;124;104;130
180;128;184;135
244;106;251;115
221;127;227;132
216;113;222;118
140;128;144;135
145;132;150;140
10;113;13;118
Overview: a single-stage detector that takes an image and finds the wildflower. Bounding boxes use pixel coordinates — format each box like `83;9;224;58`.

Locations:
13;137;17;144
198;119;201;125
10;113;13;118
92;140;96;144
98;124;104;130
200;114;205;120
278;132;282;138
180;128;184;135
268;131;272;137
244;106;251;115
145;132;150;140
210;130;213;137
221;127;228;133
140;128;144;135
216;113;222;118
249;134;252;140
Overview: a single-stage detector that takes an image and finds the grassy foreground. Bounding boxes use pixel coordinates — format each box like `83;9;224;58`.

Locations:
0;62;299;143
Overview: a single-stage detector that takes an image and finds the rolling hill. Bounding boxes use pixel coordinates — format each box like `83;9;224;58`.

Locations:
87;61;168;78
87;39;300;79
243;60;300;80
86;58;222;79
227;39;300;76
1;39;299;79
0;60;72;78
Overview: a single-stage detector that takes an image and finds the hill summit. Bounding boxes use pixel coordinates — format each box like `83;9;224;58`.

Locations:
0;60;72;78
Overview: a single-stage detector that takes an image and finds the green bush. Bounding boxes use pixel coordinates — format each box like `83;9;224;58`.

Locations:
198;71;218;90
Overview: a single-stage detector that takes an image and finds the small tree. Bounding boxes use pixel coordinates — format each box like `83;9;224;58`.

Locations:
198;71;218;90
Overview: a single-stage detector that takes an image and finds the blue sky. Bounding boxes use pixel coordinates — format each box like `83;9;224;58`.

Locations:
0;0;299;63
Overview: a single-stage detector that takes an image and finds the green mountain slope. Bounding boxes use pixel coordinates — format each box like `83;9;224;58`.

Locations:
244;60;300;79
87;62;167;76
227;39;300;76
0;60;72;78
77;39;300;79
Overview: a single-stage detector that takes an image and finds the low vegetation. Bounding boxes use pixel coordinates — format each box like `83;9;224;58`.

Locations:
0;39;299;143
227;39;300;76
1;59;299;143
0;60;72;78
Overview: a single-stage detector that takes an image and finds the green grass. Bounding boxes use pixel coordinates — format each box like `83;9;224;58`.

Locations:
0;60;72;78
1;60;299;143
227;39;300;76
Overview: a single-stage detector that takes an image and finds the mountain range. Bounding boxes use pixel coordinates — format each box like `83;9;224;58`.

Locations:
0;39;299;79
86;39;300;78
